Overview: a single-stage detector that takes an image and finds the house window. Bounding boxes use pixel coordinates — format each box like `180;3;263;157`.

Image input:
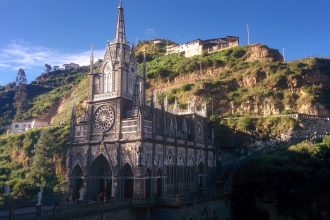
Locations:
28;124;31;129
14;124;19;128
23;124;26;128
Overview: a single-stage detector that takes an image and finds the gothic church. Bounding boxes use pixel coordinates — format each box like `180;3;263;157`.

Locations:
66;2;215;201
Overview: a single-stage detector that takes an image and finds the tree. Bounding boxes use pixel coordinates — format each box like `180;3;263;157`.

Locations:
45;64;52;73
16;68;27;85
14;83;28;117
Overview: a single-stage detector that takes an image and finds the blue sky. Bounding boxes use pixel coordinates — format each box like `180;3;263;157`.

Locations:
0;0;329;85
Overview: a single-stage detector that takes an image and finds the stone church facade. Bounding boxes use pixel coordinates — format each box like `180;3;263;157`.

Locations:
66;2;215;202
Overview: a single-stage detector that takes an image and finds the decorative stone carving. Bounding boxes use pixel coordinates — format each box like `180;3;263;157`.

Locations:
177;153;185;166
165;151;174;166
187;154;194;166
195;120;204;141
137;147;143;167
66;151;72;169
108;144;118;166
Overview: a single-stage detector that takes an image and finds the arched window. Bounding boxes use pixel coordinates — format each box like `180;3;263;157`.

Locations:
166;165;174;184
128;74;135;94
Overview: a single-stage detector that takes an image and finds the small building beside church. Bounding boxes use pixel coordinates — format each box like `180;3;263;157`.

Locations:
63;63;80;70
6;119;49;134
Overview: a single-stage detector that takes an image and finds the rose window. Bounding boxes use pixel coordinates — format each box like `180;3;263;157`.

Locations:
94;105;115;132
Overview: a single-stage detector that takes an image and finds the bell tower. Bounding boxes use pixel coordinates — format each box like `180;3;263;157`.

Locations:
87;1;137;140
96;1;134;101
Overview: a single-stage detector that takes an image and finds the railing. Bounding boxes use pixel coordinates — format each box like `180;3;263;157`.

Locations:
0;200;132;220
0;192;227;220
156;198;181;207
222;113;330;121
131;199;154;208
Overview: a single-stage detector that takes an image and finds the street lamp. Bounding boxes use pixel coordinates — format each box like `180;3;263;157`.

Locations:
36;186;43;219
3;186;13;220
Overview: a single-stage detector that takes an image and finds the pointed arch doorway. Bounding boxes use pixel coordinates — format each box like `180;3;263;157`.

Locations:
121;163;134;199
71;164;83;200
89;154;112;201
198;162;205;191
145;168;152;199
156;168;163;197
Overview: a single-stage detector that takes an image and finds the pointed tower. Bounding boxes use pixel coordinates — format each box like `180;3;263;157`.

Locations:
88;46;95;101
69;104;76;140
173;97;178;114
164;95;168;111
153;90;158;109
141;52;147;106
115;0;127;44
99;0;132;100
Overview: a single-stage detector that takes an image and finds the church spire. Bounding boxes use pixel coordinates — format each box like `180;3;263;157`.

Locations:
142;52;147;105
89;45;95;101
89;45;94;75
114;0;126;44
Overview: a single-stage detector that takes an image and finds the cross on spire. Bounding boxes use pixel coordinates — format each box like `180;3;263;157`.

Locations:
114;0;126;44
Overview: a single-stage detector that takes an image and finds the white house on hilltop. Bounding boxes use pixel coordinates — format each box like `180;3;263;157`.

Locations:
166;36;239;58
63;63;80;70
7;119;49;134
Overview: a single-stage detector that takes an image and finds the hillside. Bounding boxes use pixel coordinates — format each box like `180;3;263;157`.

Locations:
145;44;330;118
1;41;330;131
0;126;69;200
0;68;89;132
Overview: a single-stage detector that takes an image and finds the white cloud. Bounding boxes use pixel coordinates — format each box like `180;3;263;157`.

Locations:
0;40;104;82
144;27;156;37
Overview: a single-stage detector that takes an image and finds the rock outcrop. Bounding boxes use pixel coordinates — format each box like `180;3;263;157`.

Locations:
245;44;284;62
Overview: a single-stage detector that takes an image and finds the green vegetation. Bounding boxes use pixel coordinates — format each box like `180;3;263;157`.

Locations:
0;69;87;128
143;46;248;81
0;126;69;202
135;39;175;63
231;137;330;219
145;44;330;120
222;116;297;138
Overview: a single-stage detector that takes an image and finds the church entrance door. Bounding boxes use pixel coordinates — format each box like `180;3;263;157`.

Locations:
89;155;112;201
145;169;152;199
198;162;205;191
122;164;134;199
71;165;83;200
156;169;163;197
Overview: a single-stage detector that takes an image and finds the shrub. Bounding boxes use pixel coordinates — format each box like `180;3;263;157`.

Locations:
323;135;330;146
182;83;194;91
237;117;255;132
